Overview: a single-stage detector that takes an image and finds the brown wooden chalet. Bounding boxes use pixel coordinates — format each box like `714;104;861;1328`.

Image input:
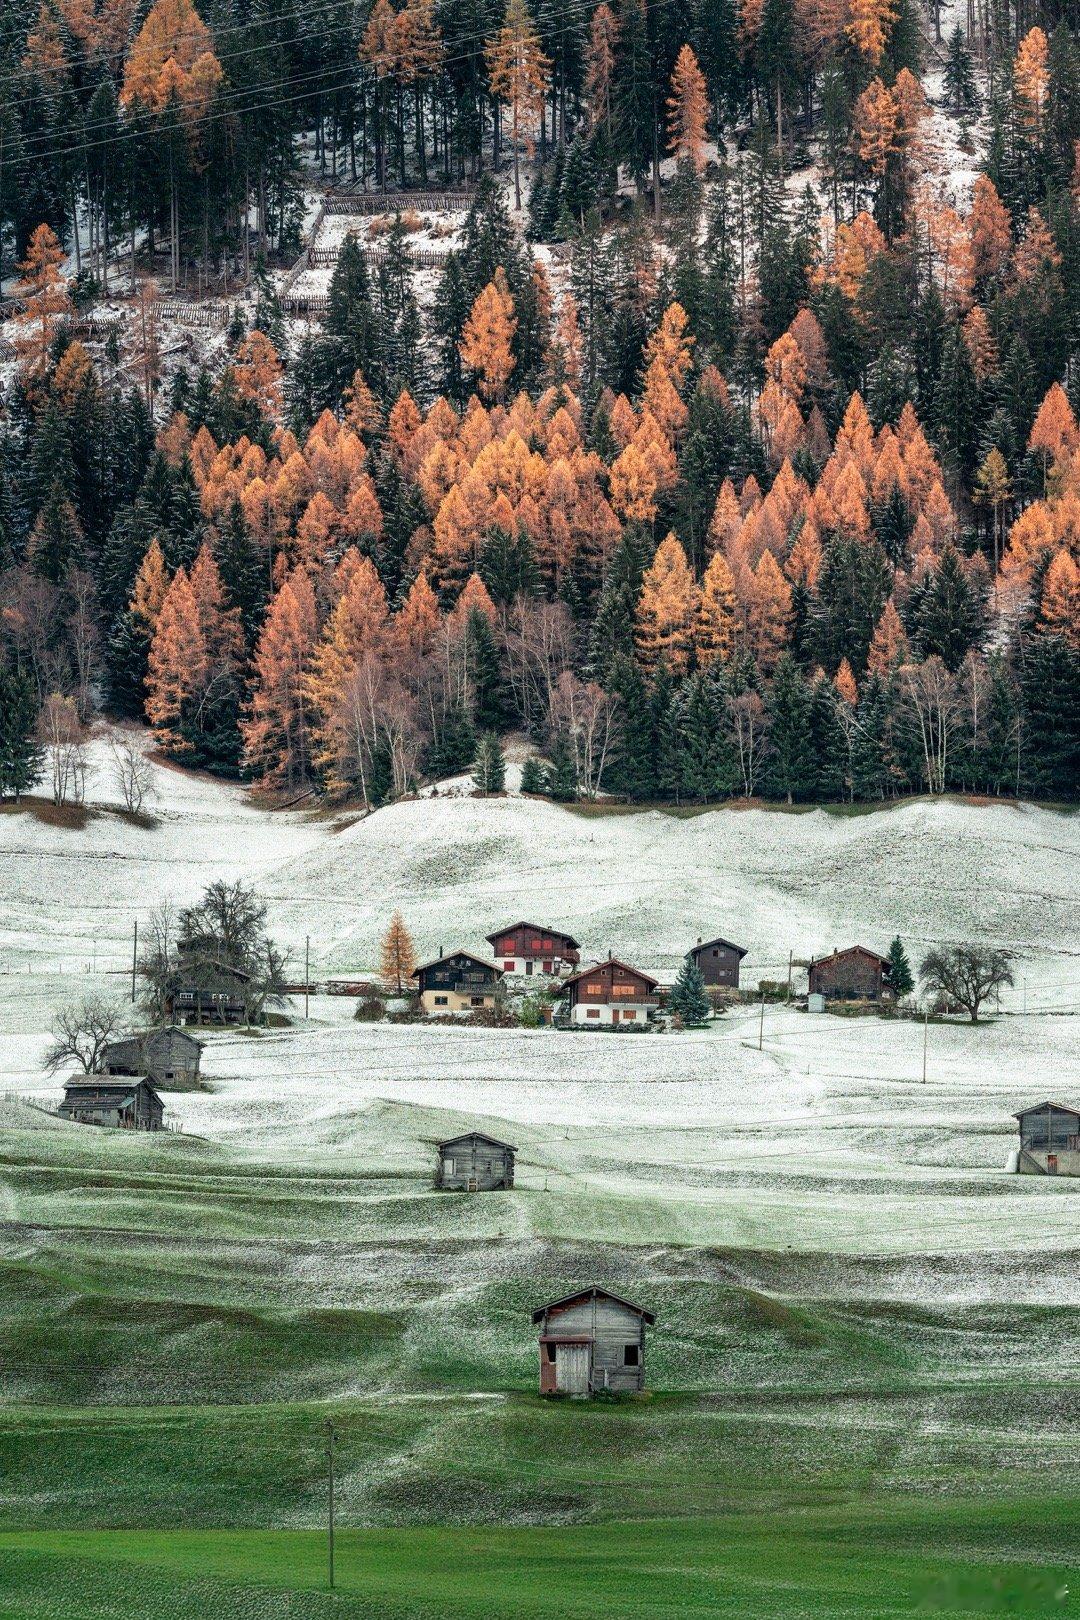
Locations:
165;955;251;1025
101;1026;203;1089
412;948;503;1015
532;1287;656;1396
485;921;580;978
561;956;659;1027
688;935;748;989
808;945;891;1002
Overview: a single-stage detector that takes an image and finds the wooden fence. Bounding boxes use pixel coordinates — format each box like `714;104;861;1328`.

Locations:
324;188;475;215
306;240;450;269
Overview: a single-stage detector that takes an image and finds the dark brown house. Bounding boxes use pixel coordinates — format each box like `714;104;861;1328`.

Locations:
166;959;251;1025
58;1076;164;1131
808;946;891;1002
436;1132;516;1190
562;958;659;1028
413;949;503;1015
485;922;580;978
688;935;748;989
533;1287;656;1396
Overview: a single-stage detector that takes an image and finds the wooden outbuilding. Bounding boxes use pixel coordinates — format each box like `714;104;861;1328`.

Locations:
412;948;503;1015
101;1026;203;1089
1014;1101;1080;1176
436;1131;516;1190
562;957;659;1027
688;935;748;989
807;946;891;1002
485;921;580;978
532;1287;655;1397
58;1075;164;1131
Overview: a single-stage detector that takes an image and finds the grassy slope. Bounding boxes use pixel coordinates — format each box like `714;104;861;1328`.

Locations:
0;1500;1076;1619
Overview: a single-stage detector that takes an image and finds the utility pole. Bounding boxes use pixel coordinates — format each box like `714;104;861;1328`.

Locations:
758;994;765;1051
786;952;793;1003
922;1009;928;1084
326;1417;336;1590
131;919;138;1003
305;936;310;1021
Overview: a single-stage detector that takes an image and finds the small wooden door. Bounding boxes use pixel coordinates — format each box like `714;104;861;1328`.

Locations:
555;1343;590;1395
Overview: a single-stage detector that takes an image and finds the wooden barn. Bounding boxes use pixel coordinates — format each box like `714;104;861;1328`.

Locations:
807;946;891;1002
561;957;659;1027
1015;1101;1080;1176
412;949;503;1015
101;1026;203;1089
532;1287;655;1397
58;1076;164;1131
436;1131;516;1190
688;935;748;989
485;921;580;978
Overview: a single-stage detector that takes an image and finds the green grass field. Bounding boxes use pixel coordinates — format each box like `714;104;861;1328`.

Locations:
1;1500;1076;1619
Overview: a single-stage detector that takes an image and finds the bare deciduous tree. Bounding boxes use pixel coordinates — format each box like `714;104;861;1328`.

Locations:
728;689;767;797
110;736;156;814
66;568;101;723
919;943;1015;1022
549;671;617;798
38;693;87;807
901;656;961;795
43;995;127;1073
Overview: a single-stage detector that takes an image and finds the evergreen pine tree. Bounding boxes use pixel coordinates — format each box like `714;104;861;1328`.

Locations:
886;935;914;996
545;730;578;799
0;667;43;800
520;754;546;793
916;543;984;671
474;731;507;792
765;653;816;802
943;25;978;114
669;951;711;1023
1022;634;1080;799
466;607;510;732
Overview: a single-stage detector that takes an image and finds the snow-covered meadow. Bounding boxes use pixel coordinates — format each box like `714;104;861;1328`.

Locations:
1;735;1078;1291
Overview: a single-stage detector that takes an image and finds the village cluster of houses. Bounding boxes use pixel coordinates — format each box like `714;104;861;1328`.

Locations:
410;925;906;1026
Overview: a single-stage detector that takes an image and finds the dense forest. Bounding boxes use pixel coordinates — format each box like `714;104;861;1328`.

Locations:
0;0;1077;808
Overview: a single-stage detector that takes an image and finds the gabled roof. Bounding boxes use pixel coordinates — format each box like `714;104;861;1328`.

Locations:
563;958;659;990
485;921;580;948
809;945;889;969
1014;1100;1080;1120
412;949;502;977
62;1074;162;1101
691;935;748;959
438;1131;517;1152
531;1287;656;1325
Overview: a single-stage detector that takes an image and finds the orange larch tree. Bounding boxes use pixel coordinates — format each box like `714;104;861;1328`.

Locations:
634;533;698;675
242;569;320;790
13;224;71;388
484;0;550;209
696;552;737;667
459;269;517;401
666;44;708;173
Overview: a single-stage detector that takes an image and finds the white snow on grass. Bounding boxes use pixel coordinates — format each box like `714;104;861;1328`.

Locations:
1;732;1077;1271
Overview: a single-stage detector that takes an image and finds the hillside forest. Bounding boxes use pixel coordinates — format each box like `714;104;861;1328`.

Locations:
0;0;1079;808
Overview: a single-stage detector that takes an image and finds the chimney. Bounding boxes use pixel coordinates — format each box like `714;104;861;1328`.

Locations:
697;937;702;946
439;945;443;958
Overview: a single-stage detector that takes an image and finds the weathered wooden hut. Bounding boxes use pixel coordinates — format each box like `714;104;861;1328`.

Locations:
101;1026;203;1089
688;935;748;989
1015;1101;1080;1176
412;949;503;1015
58;1076;164;1131
532;1287;655;1396
561;958;659;1027
807;946;891;1002
485;922;580;978
436;1131;516;1190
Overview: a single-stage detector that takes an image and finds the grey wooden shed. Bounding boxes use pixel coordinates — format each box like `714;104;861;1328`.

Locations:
58;1076;164;1131
532;1287;655;1397
101;1027;203;1089
436;1132;516;1191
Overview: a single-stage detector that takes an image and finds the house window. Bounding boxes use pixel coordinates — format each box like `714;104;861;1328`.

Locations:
586;1008;600;1019
434;995;448;1005
623;1344;639;1366
622;1010;636;1020
471;996;484;1006
545;1343;557;1362
586;981;603;994
542;961;553;974
443;1158;455;1175
503;961;515;972
612;984;638;997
